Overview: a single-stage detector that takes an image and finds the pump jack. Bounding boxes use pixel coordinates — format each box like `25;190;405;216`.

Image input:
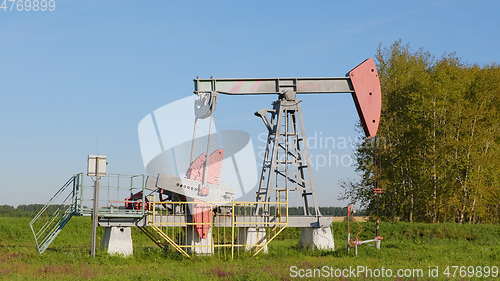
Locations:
193;58;382;218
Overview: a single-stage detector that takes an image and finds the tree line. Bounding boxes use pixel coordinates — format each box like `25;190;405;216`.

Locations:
287;207;367;216
342;41;499;224
0;204;51;217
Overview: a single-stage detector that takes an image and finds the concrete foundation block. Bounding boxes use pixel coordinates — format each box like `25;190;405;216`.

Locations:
237;227;268;253
299;227;335;250
102;227;133;256
186;227;214;255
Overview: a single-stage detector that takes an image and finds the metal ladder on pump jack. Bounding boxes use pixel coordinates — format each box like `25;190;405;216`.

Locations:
254;96;316;217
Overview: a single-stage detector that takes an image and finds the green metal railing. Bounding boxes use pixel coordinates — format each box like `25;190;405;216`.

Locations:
75;173;147;217
29;175;79;254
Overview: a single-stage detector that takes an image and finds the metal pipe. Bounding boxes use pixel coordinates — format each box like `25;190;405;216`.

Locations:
90;168;100;257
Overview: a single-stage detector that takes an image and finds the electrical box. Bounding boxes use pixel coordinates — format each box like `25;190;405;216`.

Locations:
87;155;107;177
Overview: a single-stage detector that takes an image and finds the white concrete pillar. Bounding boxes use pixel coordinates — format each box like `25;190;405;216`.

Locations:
186;227;214;255
299;227;335;250
237;227;268;253
101;227;133;256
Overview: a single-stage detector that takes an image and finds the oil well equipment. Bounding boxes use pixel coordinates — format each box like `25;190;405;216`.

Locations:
29;58;382;258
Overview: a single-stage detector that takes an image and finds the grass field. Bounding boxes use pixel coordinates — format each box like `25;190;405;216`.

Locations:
0;216;498;280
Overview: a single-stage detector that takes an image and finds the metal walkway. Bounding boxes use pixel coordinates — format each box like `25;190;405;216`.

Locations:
29;173;147;254
30;173;330;256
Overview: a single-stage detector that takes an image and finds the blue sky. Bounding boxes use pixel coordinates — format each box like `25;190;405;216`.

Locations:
1;0;499;205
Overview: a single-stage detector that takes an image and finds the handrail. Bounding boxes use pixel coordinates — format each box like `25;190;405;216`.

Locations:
145;199;289;258
29;175;79;254
29;176;75;224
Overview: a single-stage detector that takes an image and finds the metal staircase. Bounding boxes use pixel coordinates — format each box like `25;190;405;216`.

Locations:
137;225;170;250
29;175;80;254
140;224;191;258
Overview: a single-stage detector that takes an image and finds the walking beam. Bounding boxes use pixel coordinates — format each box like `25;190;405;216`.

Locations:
193;58;381;137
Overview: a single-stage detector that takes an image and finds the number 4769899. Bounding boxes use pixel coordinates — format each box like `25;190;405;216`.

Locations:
0;0;56;12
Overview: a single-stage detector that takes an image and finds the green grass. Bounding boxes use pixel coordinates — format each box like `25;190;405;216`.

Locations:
0;216;498;280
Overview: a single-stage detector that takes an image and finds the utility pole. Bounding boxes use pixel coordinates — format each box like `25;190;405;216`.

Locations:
87;155;107;258
90;172;100;257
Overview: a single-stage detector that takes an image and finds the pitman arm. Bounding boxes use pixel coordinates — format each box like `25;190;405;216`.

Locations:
193;58;382;137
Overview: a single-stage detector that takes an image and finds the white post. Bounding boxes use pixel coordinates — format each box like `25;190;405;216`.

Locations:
102;227;133;256
237;227;268;253
299;227;335;250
